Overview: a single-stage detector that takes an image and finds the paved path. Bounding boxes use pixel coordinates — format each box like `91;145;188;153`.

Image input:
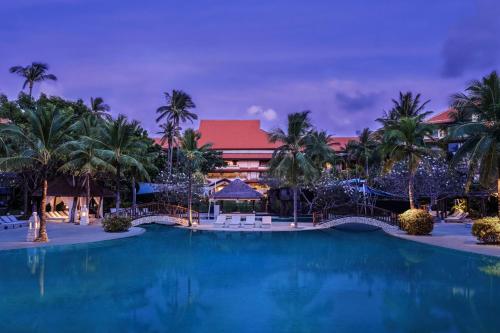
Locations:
387;222;500;258
0;222;145;251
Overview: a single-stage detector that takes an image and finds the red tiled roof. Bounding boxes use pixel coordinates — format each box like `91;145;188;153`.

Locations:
0;118;11;125
329;136;357;152
198;120;280;150
427;109;456;124
222;153;273;160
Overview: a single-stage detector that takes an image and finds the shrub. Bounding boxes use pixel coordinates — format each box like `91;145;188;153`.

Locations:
399;209;433;235
472;217;500;244
102;216;132;233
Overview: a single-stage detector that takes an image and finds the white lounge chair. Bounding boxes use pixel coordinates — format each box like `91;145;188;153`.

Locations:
445;212;469;222
1;215;27;229
223;216;231;228
255;217;263;228
243;215;255;228
214;215;225;228
229;215;241;228
262;216;272;228
46;212;68;223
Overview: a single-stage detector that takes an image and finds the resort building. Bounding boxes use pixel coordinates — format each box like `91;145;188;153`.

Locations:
426;109;464;154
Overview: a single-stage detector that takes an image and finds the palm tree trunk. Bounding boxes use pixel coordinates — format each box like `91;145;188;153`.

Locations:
497;178;500;218
36;175;49;242
28;82;33;98
293;186;298;228
188;170;193;227
69;196;77;223
132;175;137;210
23;179;29;215
408;172;416;210
168;142;173;175
365;155;369;181
115;164;121;210
86;174;90;208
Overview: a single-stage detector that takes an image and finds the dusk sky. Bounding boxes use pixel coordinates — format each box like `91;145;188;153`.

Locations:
1;0;499;135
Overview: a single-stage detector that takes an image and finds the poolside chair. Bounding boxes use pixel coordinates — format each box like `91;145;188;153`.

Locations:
254;217;263;228
243;215;255;228
46;212;68;223
223;216;231;228
229;215;241;228
445;212;468;223
214;215;225;228
262;216;272;228
1;215;26;229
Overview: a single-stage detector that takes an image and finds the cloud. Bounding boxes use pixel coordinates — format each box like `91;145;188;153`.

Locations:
335;91;380;111
247;105;278;121
441;0;500;77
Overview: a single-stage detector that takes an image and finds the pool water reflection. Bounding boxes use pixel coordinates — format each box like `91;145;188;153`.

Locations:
0;225;499;333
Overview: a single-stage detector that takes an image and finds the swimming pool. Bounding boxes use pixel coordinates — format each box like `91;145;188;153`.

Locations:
1;225;499;332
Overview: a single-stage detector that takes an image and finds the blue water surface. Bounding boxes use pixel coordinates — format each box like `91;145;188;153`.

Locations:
1;225;500;333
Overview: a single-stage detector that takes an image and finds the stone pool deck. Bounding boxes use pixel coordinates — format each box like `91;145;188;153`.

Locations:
387;222;500;258
0;222;145;251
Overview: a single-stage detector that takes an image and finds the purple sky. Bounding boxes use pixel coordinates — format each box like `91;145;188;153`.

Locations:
1;0;499;136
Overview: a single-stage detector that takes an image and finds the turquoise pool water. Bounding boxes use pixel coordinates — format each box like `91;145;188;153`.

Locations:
1;225;500;333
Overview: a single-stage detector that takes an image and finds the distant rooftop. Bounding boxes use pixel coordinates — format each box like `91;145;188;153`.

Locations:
427;109;456;124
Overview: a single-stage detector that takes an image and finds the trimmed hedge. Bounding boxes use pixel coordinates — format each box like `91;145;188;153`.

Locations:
472;217;500;244
102;216;132;233
399;209;433;235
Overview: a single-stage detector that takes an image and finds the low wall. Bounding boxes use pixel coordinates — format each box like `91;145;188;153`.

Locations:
131;215;187;227
322;216;398;232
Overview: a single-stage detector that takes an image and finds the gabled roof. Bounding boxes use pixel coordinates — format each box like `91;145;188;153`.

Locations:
211;179;263;200
329;136;357;152
427;109;456;124
198;120;281;150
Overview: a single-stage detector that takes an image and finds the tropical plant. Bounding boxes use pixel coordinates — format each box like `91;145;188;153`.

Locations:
0;104;73;242
102;216;132;232
377;92;432;126
9;62;57;97
157;121;181;175
305;130;336;169
399;209;434;235
89;97;112;121
472;217;500;244
156;90;197;175
449;71;500;214
268;111;320;226
345;128;378;180
380;117;434;209
179;128;212;226
91;115;150;210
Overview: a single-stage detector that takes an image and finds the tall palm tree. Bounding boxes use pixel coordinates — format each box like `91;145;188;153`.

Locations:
381;117;434;209
377;92;432;126
89;97;112;121
91;115;149;210
179;128;212;226
9;62;57;97
157;121;181;175
345;128;378;180
156;90;197;174
268;111;318;227
449;71;500;213
0;105;73;242
305;130;336;170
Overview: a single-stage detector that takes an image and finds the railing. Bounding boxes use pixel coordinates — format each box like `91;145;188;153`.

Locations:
107;202;199;225
312;204;400;228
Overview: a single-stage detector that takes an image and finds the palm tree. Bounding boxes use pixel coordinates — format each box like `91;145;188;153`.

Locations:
89;97;112;121
179;128;212;226
377;92;432;126
156;90;197;174
449;71;500;213
0;104;73;242
9;62;57;97
92;115;150;210
345;128;378;180
268;111;319;227
381;117;434;209
305;130;336;169
157;121;181;175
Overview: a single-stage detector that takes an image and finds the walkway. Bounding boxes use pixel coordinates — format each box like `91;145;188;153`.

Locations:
189;221;320;232
387;222;500;258
0;222;145;251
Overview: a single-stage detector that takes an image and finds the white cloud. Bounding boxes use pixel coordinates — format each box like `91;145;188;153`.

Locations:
247;105;278;121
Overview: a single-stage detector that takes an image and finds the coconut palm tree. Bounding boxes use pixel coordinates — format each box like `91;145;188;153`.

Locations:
157;121;181;175
305;130;336;170
9;62;57;97
89;97;112;121
345;128;378;180
0;104;73;242
377;92;432;126
179;128;212;226
91;115;150;210
268;111;318;227
156;90;197;174
449;71;500;213
380;117;434;209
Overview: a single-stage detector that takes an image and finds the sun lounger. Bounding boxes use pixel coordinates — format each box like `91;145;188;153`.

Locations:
223;216;231;228
46;212;68;222
1;215;27;229
243;215;256;228
214;215;226;228
262;216;272;228
445;212;468;222
229;215;241;228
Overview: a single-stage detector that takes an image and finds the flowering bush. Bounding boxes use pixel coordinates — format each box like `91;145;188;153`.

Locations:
399;209;433;235
472;218;500;244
